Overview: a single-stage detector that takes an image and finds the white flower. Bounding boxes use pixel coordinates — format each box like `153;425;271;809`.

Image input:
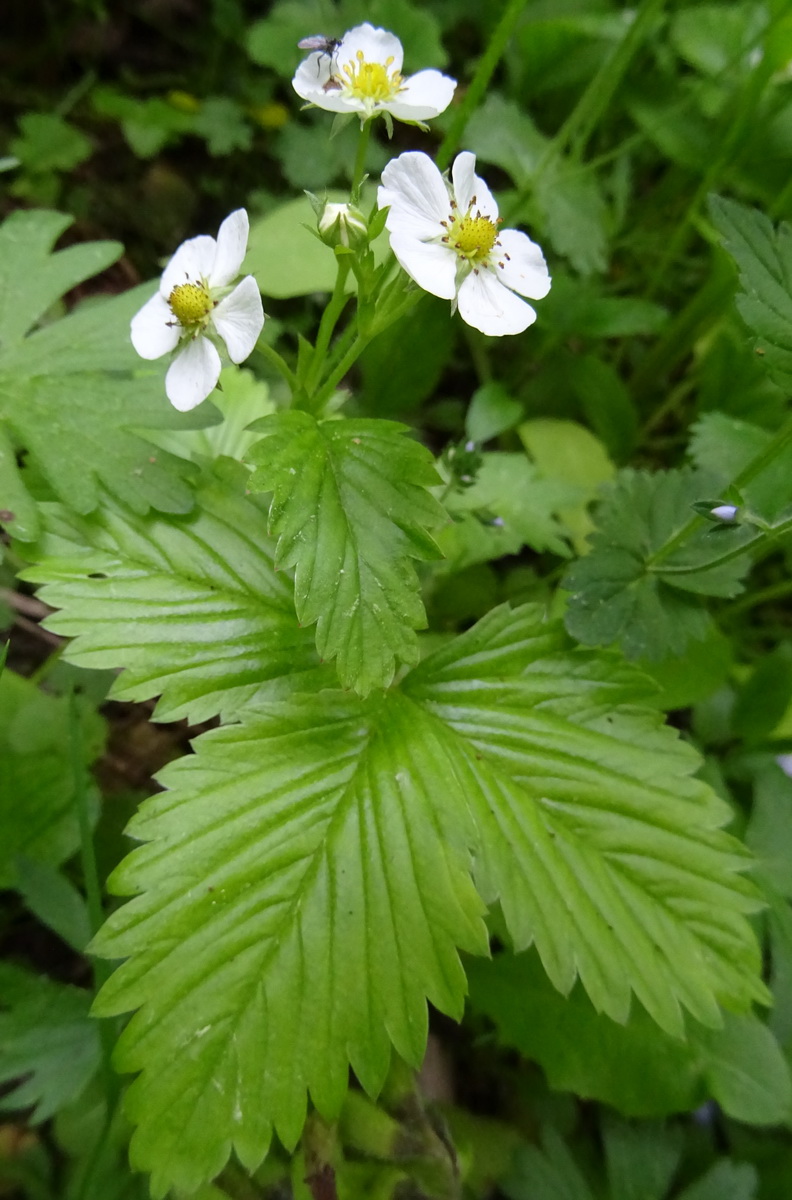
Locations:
710;504;739;521
130;209;265;411
377;151;551;336
293;24;455;125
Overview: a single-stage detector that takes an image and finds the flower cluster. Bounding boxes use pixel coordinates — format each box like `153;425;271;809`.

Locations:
130;209;264;411
131;24;551;407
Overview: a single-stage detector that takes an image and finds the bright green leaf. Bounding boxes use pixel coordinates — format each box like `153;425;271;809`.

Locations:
91;606;767;1194
22;463;323;724
246;412;445;693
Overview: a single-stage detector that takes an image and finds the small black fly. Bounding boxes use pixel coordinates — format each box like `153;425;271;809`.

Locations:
297;34;343;75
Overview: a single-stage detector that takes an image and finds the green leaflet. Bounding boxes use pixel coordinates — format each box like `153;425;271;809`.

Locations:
709;195;792;392
246;412;446;694
0;964;101;1122
90;605;767;1196
562;468;754;659
0;671;104;888
0;209;207;541
468;950;791;1124
21;463;324;724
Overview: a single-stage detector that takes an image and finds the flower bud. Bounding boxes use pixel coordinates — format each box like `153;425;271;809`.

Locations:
710;504;738;522
318;202;368;250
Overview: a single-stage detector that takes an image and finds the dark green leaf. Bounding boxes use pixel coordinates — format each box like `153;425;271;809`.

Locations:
0;965;100;1122
0;671;104;888
708;195;792;391
563;469;754;659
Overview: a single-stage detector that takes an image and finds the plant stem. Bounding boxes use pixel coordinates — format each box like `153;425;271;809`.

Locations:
436;0;531;171
645;53;774;299
256;339;297;391
728;577;792;617
311;290;422;411
554;0;666;165
351;119;372;197
305;259;351;398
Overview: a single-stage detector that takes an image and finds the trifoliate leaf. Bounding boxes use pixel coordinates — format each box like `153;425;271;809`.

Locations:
21;463;323;724
91;606;766;1195
563;468;755;659
0;671;104;888
0;209;204;541
246;412;445;693
708;195;792;390
0;964;100;1122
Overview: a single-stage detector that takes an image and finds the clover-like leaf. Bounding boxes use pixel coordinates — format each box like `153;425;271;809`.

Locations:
91;605;766;1195
0;209;207;541
21;463;323;724
246;412;445;694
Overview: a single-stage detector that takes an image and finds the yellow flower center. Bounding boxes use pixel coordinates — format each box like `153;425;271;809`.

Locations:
342;51;403;103
446;211;499;263
168;281;213;327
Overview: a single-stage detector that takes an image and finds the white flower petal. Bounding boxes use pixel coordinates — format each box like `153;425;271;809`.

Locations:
378;152;450;231
211;275;265;363
457;268;537;336
130;291;180;360
451;152;477;212
450;152;498;219
210;209;249;288
337;24;403;73
493;229;551;299
389;233;456;300
293;54;337;103
165;336;222;411
387;69;456;121
160;235;217;297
